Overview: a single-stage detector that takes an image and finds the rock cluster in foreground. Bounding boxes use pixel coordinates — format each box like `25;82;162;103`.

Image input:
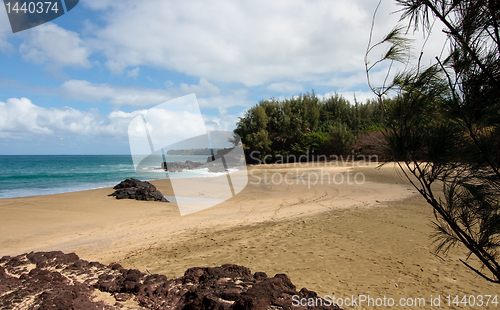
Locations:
0;251;340;310
108;178;168;202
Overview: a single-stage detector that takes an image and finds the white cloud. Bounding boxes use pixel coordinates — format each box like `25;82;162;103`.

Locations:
59;80;174;106
0;98;53;135
267;82;303;93
335;91;377;104
81;0;128;10
127;67;140;78
58;78;241;109
0;10;14;53
83;0;403;86
79;0;451;90
0;97;241;154
142;107;207;148
105;59;125;74
19;23;91;69
202;114;240;132
0;97;141;138
179;78;220;96
10;0;449;91
197;89;253;110
0;37;13;53
323;71;370;90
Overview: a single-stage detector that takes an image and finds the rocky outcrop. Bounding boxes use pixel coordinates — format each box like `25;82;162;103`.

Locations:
162;161;204;172
162;161;228;173
207;149;245;166
108;178;168;202
0;251;341;310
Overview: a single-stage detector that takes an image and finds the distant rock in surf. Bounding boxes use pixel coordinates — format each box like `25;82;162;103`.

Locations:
0;251;341;310
161;160;229;173
207;148;246;166
108;178;168;202
161;161;204;172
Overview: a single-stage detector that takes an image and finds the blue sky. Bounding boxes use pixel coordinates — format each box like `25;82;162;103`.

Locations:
0;0;446;155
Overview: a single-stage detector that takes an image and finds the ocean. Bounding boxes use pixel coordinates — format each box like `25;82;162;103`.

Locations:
0;155;216;199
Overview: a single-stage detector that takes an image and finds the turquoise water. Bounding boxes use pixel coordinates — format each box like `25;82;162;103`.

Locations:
0;155;211;199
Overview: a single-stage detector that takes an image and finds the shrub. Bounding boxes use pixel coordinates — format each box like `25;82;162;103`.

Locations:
329;123;356;155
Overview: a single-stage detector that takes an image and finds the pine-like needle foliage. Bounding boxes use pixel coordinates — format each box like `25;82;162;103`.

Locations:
368;0;500;283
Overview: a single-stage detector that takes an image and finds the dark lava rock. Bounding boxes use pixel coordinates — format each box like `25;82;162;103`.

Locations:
0;251;341;310
162;160;234;174
109;178;168;202
162;161;205;172
207;149;245;166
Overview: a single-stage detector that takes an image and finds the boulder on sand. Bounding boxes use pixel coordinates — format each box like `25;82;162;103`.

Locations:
108;178;168;202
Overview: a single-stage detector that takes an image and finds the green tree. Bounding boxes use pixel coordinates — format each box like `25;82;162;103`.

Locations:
234;105;272;160
329;122;357;155
235;91;388;161
291;132;330;157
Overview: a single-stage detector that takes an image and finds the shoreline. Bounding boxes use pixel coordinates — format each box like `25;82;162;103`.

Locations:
0;160;380;200
0;168;224;200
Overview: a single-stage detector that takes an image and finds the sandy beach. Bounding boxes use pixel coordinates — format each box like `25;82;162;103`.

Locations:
0;163;498;308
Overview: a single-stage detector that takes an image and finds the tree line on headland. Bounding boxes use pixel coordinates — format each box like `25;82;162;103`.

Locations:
234;91;391;163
